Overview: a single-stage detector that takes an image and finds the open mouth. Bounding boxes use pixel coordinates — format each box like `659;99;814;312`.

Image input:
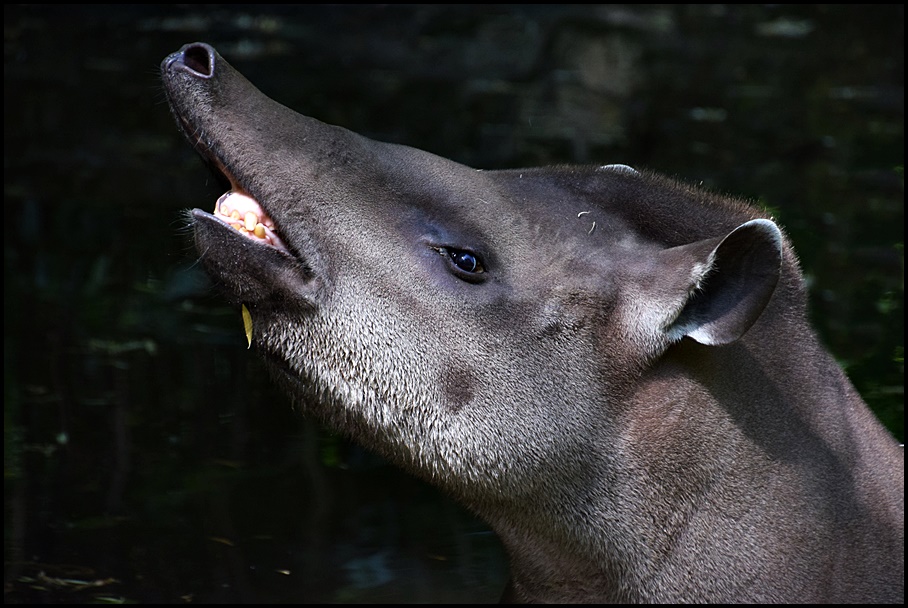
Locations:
213;190;289;251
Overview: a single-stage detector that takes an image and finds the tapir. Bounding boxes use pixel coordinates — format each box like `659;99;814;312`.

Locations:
162;42;904;603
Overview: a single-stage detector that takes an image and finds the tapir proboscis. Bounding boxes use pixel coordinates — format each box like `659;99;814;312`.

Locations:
162;42;903;603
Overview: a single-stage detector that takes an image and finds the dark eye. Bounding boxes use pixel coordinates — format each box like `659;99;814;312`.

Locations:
434;246;486;280
449;249;483;274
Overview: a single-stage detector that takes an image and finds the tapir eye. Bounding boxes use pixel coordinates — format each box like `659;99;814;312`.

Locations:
435;246;486;281
449;249;483;273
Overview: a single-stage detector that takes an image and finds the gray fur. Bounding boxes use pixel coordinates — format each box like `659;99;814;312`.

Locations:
163;43;904;603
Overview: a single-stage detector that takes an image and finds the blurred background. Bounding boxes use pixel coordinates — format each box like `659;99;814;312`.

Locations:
4;5;903;603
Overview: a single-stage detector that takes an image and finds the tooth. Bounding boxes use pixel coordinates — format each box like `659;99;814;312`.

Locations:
230;210;241;220
244;212;258;231
216;193;230;215
254;223;266;238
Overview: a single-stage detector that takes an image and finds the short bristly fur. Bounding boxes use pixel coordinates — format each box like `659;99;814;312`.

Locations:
163;43;904;603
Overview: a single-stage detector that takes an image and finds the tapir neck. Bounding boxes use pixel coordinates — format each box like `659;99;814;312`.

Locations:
497;316;903;603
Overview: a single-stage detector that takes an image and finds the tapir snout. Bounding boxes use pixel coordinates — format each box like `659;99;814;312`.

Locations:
163;43;904;603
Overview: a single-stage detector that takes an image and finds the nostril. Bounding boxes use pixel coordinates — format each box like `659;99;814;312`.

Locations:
182;43;214;77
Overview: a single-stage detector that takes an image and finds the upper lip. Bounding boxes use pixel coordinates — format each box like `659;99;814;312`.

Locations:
162;44;289;254
162;46;238;198
171;110;236;195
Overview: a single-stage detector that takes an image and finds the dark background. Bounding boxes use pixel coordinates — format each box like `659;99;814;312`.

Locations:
4;5;903;604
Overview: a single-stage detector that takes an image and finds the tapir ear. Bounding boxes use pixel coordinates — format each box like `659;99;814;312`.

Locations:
662;219;783;346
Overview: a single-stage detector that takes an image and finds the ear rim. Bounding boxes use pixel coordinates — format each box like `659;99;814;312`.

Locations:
666;218;784;346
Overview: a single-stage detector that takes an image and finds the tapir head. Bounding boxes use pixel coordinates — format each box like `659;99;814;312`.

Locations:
162;43;908;604
162;41;783;520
